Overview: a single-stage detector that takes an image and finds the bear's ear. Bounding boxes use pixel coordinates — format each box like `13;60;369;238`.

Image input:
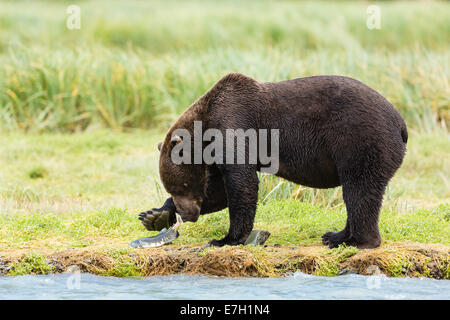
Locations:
170;134;182;148
157;142;162;151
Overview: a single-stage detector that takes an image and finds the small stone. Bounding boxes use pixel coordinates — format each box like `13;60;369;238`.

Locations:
244;230;271;246
47;259;64;273
338;268;358;276
0;260;10;275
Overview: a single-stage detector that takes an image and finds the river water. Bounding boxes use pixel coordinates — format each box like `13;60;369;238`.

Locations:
0;272;449;300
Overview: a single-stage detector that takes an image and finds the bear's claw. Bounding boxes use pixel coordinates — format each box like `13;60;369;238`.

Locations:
322;231;349;248
139;209;172;231
204;239;227;248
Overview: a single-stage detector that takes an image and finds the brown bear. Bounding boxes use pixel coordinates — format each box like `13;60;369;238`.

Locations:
139;73;408;249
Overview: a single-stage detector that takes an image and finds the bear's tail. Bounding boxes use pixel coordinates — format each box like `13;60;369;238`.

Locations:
400;124;408;144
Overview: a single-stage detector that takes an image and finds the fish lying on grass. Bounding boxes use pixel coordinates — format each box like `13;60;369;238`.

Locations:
132;211;270;248
130;213;183;248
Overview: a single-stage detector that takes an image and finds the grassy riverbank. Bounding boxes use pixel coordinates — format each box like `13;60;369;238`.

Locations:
0;132;449;278
0;1;449;278
2;243;449;279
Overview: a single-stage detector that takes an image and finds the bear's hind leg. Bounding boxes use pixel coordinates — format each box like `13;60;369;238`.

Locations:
336;179;385;249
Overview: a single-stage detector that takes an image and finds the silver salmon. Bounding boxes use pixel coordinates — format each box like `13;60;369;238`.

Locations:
130;213;183;248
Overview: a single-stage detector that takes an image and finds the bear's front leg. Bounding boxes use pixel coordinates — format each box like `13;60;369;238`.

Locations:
138;197;176;231
207;166;259;247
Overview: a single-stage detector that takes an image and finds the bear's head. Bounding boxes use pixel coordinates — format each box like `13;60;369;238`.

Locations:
158;132;207;223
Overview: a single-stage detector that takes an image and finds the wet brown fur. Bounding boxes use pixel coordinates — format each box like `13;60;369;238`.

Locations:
153;73;408;249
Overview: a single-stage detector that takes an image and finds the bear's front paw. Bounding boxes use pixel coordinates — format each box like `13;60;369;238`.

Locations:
204;237;245;248
138;209;171;231
203;239;226;248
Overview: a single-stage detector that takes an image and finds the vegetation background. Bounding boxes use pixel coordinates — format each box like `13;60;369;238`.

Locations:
0;0;448;252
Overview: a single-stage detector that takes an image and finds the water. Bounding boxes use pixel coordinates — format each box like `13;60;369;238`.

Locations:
0;272;449;300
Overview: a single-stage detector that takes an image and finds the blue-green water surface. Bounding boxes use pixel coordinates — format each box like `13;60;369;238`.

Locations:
1;272;449;300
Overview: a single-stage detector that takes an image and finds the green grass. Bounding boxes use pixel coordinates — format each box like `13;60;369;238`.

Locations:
0;0;448;52
8;252;54;276
1;199;448;252
0;132;448;251
0;1;448;252
0;1;448;132
1;44;448;133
